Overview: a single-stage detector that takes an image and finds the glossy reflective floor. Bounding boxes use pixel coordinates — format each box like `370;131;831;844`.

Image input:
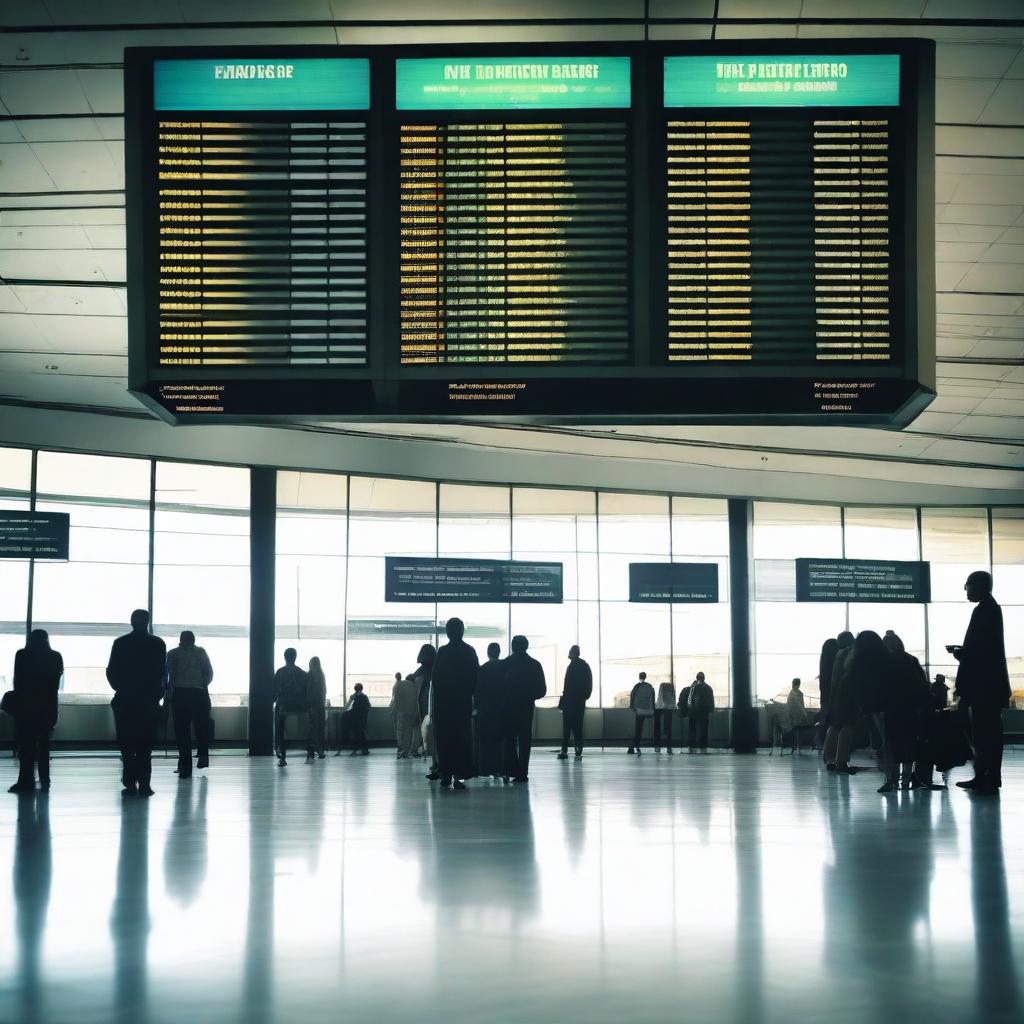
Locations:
1;748;1022;1024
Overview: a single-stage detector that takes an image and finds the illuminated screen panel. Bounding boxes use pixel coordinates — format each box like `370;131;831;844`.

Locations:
664;55;899;374
126;43;932;425
399;120;630;366
397;56;632;368
148;58;370;370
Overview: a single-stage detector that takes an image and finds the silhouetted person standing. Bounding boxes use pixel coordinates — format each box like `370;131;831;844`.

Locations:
340;683;370;754
8;629;63;793
628;671;655;756
391;671;421;759
475;642;506;777
558;645;592;760
818;637;840;718
414;643;436;761
502;635;546;784
688;671;715;753
273;648;309;767
307;656;327;760
951;570;1011;794
654;680;676;753
164;630;213;780
107;609;166;797
430;618;478;789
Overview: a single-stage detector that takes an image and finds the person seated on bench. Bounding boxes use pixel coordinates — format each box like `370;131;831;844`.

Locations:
340;683;371;755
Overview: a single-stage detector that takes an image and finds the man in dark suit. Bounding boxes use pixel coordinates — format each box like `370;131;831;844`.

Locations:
558;645;592;760
950;571;1011;794
502;635;547;784
106;610;167;797
430;618;479;790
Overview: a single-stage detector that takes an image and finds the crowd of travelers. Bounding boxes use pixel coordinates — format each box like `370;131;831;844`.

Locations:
816;570;1010;796
2;570;1011;797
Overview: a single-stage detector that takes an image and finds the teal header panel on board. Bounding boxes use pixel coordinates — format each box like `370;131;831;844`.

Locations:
664;54;900;107
395;56;631;110
153;58;371;110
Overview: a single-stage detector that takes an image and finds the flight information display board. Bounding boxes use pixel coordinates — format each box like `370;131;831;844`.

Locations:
629;562;719;603
657;48;932;419
385;556;563;603
126;42;934;425
795;558;931;603
0;511;70;560
396;56;631;371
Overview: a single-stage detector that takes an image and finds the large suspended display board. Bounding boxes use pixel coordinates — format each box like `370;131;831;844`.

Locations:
125;43;934;425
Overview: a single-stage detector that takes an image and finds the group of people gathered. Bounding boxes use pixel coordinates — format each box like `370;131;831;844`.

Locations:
388;621;554;788
6;570;1009;797
6;609;214;796
818;570;1011;796
625;671;716;755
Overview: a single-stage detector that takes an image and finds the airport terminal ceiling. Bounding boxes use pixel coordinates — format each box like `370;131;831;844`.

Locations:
0;2;1022;506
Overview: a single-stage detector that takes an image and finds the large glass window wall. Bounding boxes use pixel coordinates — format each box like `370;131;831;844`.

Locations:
1;443;1020;714
752;503;1024;711
154;461;250;704
32;451;151;698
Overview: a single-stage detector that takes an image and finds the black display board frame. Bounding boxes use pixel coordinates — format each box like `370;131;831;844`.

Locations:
795;557;932;603
0;511;70;560
629;561;720;603
384;556;563;604
125;40;934;426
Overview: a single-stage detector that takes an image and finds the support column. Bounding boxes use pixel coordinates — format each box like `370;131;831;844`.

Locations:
249;467;276;755
729;498;757;752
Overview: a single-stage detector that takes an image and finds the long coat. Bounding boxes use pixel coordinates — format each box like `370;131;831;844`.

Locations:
431;638;479;779
106;631;166;712
956;594;1011;709
502;652;547;730
475;657;507;776
13;645;63;731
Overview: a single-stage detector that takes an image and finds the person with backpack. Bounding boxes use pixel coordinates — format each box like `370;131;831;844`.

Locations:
688;672;715;753
273;648;310;767
628;671;655;756
654;680;676;754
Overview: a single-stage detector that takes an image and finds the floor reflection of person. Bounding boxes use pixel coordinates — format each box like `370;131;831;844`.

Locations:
970;797;1022;1019
163;777;209;907
111;799;151;1023
12;792;52;1022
